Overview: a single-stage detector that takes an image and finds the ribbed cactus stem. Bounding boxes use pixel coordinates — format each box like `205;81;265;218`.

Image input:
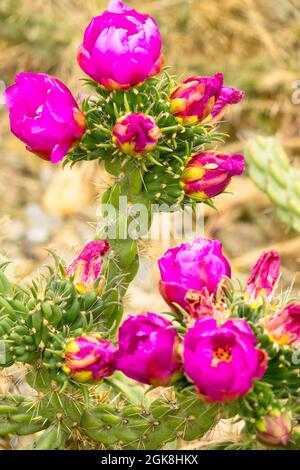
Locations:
245;136;300;232
82;388;220;450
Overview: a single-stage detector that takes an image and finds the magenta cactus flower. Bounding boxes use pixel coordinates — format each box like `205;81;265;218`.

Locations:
266;302;300;346
211;86;245;122
112;113;161;157
180;151;245;200
158;238;231;315
256;411;292;446
183;318;267;402
67;240;110;294
116;313;182;386
63;334;117;383
4;73;86;164
245;250;280;302
169;74;244;125
77;0;163;90
169;73;223;125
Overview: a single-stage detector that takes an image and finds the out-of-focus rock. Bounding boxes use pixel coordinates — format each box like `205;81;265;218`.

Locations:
25;203;61;244
42;166;94;217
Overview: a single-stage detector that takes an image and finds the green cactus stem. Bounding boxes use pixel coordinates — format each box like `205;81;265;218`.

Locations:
245;136;300;232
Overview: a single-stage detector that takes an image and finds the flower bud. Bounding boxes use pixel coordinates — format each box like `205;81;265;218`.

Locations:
256;410;292;446
183;318;267;402
169;73;223;125
266;302;300;346
4;73;86;163
63;334;117;383
112;113;161;157
245;250;280;302
180;151;245;200
78;0;163;90
116;313;182;386
67;240;110;294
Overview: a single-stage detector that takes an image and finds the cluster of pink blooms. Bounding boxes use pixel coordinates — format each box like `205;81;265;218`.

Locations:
3;0;297;449
63;237;300;410
3;0;245;200
3;0;298;426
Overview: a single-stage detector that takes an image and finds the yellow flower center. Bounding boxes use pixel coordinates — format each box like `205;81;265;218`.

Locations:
212;346;232;367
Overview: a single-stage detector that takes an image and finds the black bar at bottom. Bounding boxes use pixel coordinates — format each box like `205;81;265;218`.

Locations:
0;449;296;465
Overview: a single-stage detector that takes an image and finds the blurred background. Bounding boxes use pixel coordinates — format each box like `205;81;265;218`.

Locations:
0;0;300;317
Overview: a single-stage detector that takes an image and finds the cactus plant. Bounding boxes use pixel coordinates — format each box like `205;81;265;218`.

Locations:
2;0;300;452
1;249;300;449
245;136;300;233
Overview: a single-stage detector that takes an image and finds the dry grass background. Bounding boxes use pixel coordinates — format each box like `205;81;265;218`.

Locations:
0;0;300;449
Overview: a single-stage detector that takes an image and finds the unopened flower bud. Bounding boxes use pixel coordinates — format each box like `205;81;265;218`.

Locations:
67;240;110;294
180;151;244;200
113;113;161;157
63;334;117;383
266;302;300;346
256;410;292;446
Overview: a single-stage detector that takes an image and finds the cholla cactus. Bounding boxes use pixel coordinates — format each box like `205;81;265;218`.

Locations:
245;136;300;233
0;237;300;449
2;0;299;452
